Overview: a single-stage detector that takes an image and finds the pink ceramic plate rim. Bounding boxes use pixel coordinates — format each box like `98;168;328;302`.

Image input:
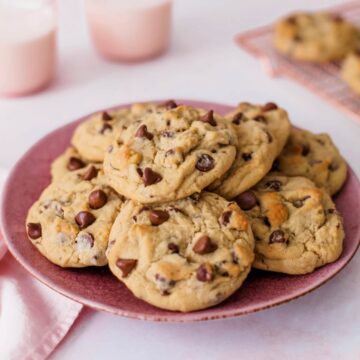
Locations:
2;99;360;322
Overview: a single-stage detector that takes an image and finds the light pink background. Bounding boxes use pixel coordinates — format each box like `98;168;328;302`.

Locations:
0;0;359;359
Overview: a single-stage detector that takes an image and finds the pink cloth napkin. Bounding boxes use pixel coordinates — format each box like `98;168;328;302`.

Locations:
0;171;83;360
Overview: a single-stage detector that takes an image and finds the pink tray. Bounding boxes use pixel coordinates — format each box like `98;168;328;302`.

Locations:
235;1;360;124
2;100;360;322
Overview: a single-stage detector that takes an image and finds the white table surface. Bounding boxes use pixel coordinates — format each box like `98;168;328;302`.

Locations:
1;0;359;359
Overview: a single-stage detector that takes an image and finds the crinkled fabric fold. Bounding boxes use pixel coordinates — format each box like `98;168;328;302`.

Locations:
0;169;83;360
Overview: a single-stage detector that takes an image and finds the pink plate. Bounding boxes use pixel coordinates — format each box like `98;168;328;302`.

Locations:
2;100;360;322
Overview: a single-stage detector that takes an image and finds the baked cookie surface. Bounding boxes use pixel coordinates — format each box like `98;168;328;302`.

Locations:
107;192;254;312
209;102;290;199
71;102;172;162
273;12;359;62
26;166;123;267
71;108;133;162
104;104;238;203
235;174;344;274
341;50;360;95
51;147;95;181
275;128;347;195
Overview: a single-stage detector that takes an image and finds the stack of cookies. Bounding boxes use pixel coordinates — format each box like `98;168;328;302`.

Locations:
26;100;347;312
273;11;360;95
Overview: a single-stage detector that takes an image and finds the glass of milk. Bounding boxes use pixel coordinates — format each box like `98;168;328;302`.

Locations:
0;0;57;97
85;0;172;62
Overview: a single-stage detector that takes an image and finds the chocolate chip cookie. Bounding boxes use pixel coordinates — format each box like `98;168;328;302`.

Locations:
235;174;344;274
274;12;359;62
274;128;347;195
209;102;291;199
103;103;238;203
51;147;95;181
71;108;133;162
341;50;360;95
107;192;254;312
26;166;123;267
71;102;173;162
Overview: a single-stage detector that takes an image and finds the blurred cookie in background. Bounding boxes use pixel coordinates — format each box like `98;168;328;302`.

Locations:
274;128;347;196
273;12;359;62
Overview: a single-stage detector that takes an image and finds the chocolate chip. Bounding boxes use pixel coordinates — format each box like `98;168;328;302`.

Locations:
161;100;178;109
75;211;96;229
67;157;85;171
195;154;215;172
143;168;162;186
328;162;338;172
193;235;217;255
287;16;297;24
262;102;278;111
27;223;42;239
135;125;154;140
264;180;282;191
221;211;232;226
136;167;143;177
199;110;217;126
269;229;286;244
242;152;252;161
83;166;98;181
116;259;137;277
294;34;302;42
254;115;267;123
263;217;271;227
301;144;310;156
99;123;112;134
234;191;257;210
196;263;214;282
232;112;243;125
89;190;107;209
102;112;113;121
168;242;179;253
149;210;169;226
293;196;310;208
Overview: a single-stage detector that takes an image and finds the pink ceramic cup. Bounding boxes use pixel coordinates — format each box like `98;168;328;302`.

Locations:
0;0;57;97
85;0;172;62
